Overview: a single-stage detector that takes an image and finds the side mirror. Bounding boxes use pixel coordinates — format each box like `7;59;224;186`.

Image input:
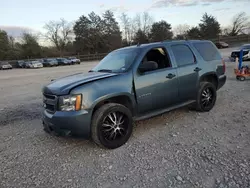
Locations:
139;61;158;73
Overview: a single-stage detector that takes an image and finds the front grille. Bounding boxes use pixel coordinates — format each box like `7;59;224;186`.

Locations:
43;94;58;113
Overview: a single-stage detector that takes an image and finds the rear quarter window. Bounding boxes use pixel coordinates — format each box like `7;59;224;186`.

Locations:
193;42;221;61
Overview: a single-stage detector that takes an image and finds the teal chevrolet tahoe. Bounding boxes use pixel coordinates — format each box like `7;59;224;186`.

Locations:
42;40;226;149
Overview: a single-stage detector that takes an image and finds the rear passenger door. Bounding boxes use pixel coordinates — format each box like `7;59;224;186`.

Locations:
170;44;200;101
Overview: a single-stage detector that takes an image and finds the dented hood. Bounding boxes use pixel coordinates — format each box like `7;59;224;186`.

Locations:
43;71;118;95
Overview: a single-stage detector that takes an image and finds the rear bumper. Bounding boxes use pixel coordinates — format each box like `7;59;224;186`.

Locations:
42;109;92;138
217;75;226;90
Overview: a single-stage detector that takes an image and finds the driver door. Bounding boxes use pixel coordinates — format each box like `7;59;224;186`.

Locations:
134;47;179;114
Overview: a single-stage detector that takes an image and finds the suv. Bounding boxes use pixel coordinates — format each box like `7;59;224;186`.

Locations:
42;40;226;149
56;58;71;66
42;58;58;67
16;60;26;68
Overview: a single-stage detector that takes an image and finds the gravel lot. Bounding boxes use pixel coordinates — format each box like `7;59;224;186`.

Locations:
0;48;250;188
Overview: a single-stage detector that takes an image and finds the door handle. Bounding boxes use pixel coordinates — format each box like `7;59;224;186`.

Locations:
166;73;176;79
194;67;202;72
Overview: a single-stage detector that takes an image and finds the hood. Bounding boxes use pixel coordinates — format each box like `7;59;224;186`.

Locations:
43;71;118;95
232;49;250;52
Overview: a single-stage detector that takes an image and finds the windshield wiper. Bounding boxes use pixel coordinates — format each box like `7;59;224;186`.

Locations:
97;69;113;73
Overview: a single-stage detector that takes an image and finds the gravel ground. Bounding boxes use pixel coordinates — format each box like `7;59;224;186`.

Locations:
0;49;250;188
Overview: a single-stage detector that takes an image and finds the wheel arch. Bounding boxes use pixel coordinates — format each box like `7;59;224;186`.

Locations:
199;72;219;89
91;93;136;117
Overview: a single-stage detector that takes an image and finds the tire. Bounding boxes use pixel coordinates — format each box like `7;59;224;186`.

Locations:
194;82;217;112
91;103;133;149
239;76;246;81
43;126;50;134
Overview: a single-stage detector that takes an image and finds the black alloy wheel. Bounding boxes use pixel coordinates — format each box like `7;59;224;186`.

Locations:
200;87;214;110
101;111;129;141
91;103;133;149
195;82;217;112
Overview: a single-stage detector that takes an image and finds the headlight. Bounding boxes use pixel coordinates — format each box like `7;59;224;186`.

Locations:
58;94;82;111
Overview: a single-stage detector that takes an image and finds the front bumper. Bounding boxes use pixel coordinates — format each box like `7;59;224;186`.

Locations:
1;66;12;69
217;75;226;90
42;109;92;138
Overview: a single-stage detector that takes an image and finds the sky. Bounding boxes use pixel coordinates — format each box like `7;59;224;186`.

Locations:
0;0;249;39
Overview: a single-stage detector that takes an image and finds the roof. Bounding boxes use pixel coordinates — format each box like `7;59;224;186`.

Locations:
113;39;211;52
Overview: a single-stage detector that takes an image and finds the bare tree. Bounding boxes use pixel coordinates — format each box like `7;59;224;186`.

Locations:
120;12;131;42
133;14;141;31
173;24;190;36
226;12;250;36
119;12;153;44
142;12;154;35
44;18;72;55
221;27;229;36
133;12;153;35
9;36;15;49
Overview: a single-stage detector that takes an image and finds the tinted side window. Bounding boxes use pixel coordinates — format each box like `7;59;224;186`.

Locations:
141;47;172;70
171;44;195;67
193;42;221;61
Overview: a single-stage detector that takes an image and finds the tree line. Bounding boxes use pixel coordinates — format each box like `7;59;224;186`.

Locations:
0;11;249;61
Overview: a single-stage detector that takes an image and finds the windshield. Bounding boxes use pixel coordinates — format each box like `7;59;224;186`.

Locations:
1;62;9;65
91;48;139;73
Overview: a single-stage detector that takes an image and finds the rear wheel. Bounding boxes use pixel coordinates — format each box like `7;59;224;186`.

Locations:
239;76;246;81
194;82;217;112
91;103;133;149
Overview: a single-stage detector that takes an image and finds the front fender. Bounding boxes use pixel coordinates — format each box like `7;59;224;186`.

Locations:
70;72;136;113
90;92;136;110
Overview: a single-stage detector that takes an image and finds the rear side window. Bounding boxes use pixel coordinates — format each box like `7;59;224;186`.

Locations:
171;44;195;67
193;42;221;61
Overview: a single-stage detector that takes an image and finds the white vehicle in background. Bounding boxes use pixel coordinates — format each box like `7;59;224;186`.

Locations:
67;57;81;64
230;44;250;61
0;61;12;70
27;61;44;68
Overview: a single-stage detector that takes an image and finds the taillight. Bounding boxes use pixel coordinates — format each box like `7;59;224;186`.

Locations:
222;58;226;73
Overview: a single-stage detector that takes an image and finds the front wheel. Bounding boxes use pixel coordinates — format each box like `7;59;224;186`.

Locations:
91;103;133;149
194;82;217;112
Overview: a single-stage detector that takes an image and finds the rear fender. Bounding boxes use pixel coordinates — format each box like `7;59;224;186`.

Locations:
199;72;219;89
